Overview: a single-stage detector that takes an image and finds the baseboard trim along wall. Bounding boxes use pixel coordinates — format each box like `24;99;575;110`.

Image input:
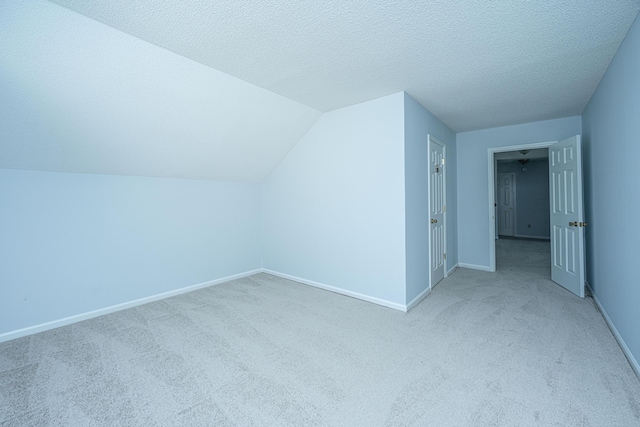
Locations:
0;269;263;344
406;286;431;312
262;269;408;312
514;234;551;240
587;282;640;380
447;263;459;276
458;262;493;272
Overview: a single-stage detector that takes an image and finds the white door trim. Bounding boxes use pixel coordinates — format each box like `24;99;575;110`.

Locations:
487;141;556;272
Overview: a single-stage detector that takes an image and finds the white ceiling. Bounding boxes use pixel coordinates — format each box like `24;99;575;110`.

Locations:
1;1;639;182
48;0;640;132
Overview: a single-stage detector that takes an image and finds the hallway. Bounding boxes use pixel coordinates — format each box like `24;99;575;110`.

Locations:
496;237;551;278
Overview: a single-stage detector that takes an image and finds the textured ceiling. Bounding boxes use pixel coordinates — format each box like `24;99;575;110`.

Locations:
48;0;640;132
2;1;639;182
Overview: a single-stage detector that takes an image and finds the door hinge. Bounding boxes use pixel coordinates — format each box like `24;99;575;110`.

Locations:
443;205;446;212
444;253;447;260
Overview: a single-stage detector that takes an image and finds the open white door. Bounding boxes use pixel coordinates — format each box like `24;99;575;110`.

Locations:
429;135;446;288
549;135;586;297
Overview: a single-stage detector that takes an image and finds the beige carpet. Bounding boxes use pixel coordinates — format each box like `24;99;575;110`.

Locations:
1;238;639;426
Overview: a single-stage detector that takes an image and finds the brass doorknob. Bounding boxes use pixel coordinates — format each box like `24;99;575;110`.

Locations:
431;219;438;224
580;222;588;227
569;221;578;226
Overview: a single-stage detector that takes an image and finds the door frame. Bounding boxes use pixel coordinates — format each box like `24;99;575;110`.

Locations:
487;140;556;272
428;134;447;287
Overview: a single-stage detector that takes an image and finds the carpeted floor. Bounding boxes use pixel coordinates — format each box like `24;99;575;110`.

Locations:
1;238;639;426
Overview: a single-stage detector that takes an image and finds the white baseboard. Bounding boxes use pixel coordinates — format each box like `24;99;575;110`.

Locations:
458;262;493;272
0;269;262;344
446;263;459;276
406;286;431;312
586;282;640;380
262;269;407;312
514;234;550;240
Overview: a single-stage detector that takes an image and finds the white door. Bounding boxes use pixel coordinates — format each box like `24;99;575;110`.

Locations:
549;135;586;297
429;136;445;288
497;173;516;236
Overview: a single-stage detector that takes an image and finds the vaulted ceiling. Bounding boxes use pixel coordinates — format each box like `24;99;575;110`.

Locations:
1;1;639;181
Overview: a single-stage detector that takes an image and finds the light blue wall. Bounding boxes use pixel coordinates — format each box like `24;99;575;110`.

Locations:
261;93;407;305
582;14;640;368
456;116;581;268
1;90;453;335
404;94;457;303
0;169;261;335
497;159;550;239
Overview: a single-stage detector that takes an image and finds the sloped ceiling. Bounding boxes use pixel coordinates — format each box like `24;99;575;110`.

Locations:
0;1;321;182
1;1;639;182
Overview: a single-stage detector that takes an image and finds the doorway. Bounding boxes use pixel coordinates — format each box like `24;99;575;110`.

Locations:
487;141;556;272
496;151;550;240
487;137;586;298
495;150;551;273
